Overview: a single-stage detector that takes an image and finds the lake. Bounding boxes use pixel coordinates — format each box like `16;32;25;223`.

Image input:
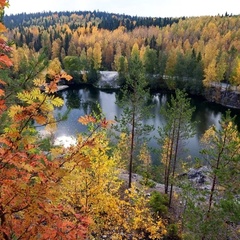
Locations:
52;86;240;164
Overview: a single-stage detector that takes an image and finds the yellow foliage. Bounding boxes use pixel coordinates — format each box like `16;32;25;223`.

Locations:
113;133;131;168
57;128;166;239
3;126;20;139
33;78;47;87
47;58;62;79
8;105;24;118
17;88;41;104
138;142;152;167
161;136;173;166
201;125;217;145
50;96;64;107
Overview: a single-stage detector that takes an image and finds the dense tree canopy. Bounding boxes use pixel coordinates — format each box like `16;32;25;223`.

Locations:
4;10;240;95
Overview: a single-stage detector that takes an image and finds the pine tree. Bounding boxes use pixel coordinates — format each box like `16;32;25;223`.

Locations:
201;110;240;239
158;89;196;207
182;110;240;239
114;43;153;188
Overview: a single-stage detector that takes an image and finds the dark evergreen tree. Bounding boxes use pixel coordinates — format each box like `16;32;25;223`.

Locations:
114;44;153;188
158;89;196;207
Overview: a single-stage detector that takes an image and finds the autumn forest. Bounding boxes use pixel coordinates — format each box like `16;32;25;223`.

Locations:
4;10;240;94
0;0;240;239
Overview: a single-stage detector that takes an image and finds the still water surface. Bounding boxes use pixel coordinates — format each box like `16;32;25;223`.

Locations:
53;86;240;163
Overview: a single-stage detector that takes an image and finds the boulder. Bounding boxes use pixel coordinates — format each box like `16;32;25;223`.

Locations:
188;166;211;185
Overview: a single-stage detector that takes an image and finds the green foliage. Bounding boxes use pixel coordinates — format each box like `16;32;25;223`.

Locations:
114;44;154;188
163;224;182;240
65;89;81;109
149;191;168;216
38;136;52;151
174;51;204;94
181;110;240;239
6;48;48;100
220;197;240;223
63;56;85;83
140;177;156;188
158;89;196;206
4;11;180;31
116;55;128;86
143;46;159;74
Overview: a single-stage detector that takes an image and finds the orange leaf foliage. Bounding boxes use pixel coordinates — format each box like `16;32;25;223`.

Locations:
78;115;97;125
33;114;47;125
45;81;58;93
0;99;6;113
0;79;6;85
0;0;7;7
0;54;13;68
0;88;4;96
0;22;6;32
0;4;90;238
100;118;115;128
78;115;115;128
60;72;73;81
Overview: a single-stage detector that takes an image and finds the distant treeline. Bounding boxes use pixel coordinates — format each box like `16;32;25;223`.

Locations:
3;10;240;96
4;10;181;30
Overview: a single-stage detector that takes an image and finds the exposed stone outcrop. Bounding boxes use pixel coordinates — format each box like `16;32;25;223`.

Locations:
204;87;240;109
94;71;120;89
187;166;212;189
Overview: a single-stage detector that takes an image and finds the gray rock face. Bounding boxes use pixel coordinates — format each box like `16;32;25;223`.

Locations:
95;71;120;89
205;87;240;109
187;166;211;185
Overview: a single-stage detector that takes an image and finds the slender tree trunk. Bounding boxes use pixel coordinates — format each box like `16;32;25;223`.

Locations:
164;154;170;194
202;135;226;240
207;151;223;215
129;108;135;189
165;130;175;194
164;137;171;194
169;121;180;208
207;132;225;215
207;175;217;214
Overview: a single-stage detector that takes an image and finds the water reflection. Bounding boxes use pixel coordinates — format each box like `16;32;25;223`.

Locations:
65;90;81;109
54;86;240;162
